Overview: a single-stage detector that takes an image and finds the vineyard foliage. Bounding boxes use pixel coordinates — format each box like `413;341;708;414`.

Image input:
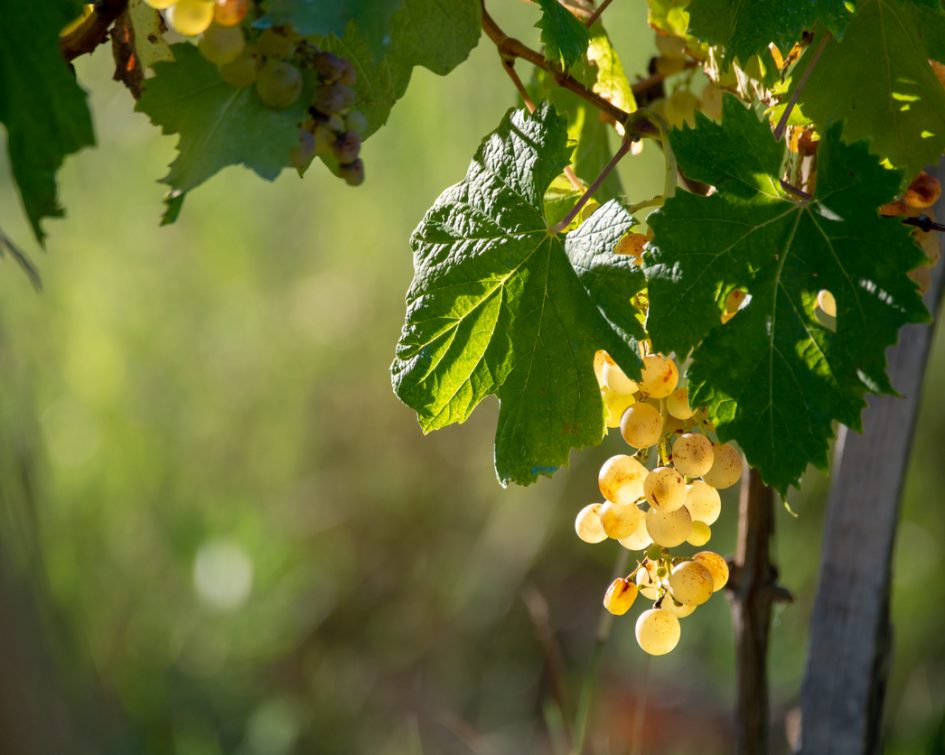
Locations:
3;0;944;491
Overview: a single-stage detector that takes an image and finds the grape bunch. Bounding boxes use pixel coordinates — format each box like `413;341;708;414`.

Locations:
574;350;745;656
144;0;367;185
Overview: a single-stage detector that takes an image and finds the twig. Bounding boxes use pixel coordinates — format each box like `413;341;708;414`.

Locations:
570;547;629;755
585;0;615;27
0;227;41;291
60;0;129;62
552;137;632;232
902;215;945;233
773;31;831;142
779;179;812;201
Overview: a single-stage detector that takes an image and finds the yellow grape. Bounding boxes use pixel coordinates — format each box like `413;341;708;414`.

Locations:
618;519;653;551
574;503;607;544
635;609;681;656
643;466;687;512
601;359;638;395
816;289;837;318
600;500;645;539
593;349;608;386
684;480;722;525
620;402;662;448
257;28;296;58
645;506;692;548
219;50;258;87
703;443;744;489
686;520;712;546
255;60;302;108
598;454;648;505
635;562;660;600
666;387;694;420
639;354;678;398
693;551;730;592
602;386;635;429
668;561;714;606
166;0;214;36
663;597;696;618
198;23;245;65
672;432;715;477
145;0;178;8
603;578;638;616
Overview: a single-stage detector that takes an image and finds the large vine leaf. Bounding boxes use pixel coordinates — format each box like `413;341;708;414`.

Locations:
644;96;928;491
0;0;95;243
322;0;480;139
136;44;311;194
392;104;645;486
260;0;402;59
535;0;590;70
793;0;945;178
687;0;850;63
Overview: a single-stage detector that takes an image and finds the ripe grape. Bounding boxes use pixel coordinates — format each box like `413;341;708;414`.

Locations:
663;597;696;618
686;520;711;546
313;83;356;115
314;52;349;83
643;466;686;512
256;60;302;108
220;51;258;87
618;520;652;551
166;0;215;36
593;350;608;386
904;171;941;209
703;443;744;489
598;454;648;505
645;505;692;547
672;432;714;477
693;551;729;592
602;386;635;428
603;578;638;616
345;110;368;134
666;387;693;420
198;23;245;65
313;124;334;157
816;289;837;318
290;129;315;172
332;131;361;164
338;159;365;187
620;402;662;448
574;503;607;544
601;359;638;395
145;0;178;8
599;500;645;539
684;480;722;525
213;0;249;26
635;609;681;656
639;354;678;398
668;561;714;606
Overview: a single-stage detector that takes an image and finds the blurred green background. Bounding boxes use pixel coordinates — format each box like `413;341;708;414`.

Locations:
0;3;943;754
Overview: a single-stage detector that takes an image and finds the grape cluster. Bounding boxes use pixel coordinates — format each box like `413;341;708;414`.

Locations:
574;350;744;656
145;0;366;185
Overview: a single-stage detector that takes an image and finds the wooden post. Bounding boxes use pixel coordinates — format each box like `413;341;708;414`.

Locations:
797;165;945;754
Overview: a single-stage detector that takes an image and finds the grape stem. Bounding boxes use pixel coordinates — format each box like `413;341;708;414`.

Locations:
773;31;832;142
584;0;616;27
0;226;41;291
551;136;633;233
902;215;945;233
60;0;129;62
481;3;659;139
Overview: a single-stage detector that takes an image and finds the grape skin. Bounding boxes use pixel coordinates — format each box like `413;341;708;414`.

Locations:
620;403;662;448
574;503;607;544
603;578;638;616
598;454;647;505
599;501;645;539
166;0;215;36
668;561;714;606
666;387;693;420
703;443;744;489
671;432;714;477
684;481;721;525
643;466;686;512
618;520;652;551
635;609;681;656
686;520;712;546
198;23;245;65
693;551;730;592
602;386;635;428
639;354;679;398
645;505;692;547
255;60;303;109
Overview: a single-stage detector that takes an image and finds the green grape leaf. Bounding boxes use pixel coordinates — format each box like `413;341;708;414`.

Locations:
535;0;590;70
0;0;95;243
260;0;402;58
644;96;928;491
136;44;310;195
688;0;850;63
793;0;945;178
322;0;480;139
392;104;645;486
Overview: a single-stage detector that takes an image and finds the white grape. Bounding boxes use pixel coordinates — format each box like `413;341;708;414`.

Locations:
602;386;635;429
693;551;730;592
639;354;679;398
635;563;661;600
601;360;638;395
645;506;692;547
643;466;687;512
620;403;662;448
603;578;638;616
599;501;645;539
663;597;696;618
666;387;694;420
166;0;214;36
635;609;681;656
598;455;647;505
672;433;715;477
618;519;652;551
255;60;303;109
703;443;744;489
574;503;607;544
668;561;714;606
684;481;722;525
198;23;245;65
686;520;712;546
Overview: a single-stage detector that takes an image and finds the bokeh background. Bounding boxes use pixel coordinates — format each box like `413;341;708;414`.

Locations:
1;3;943;754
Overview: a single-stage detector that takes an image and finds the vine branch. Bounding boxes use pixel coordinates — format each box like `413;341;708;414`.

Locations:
773;31;831;142
585;0;615;28
553;137;632;233
59;0;129;62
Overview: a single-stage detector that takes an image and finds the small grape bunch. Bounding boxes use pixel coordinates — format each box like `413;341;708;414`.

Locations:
145;0;367;186
574;349;745;656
